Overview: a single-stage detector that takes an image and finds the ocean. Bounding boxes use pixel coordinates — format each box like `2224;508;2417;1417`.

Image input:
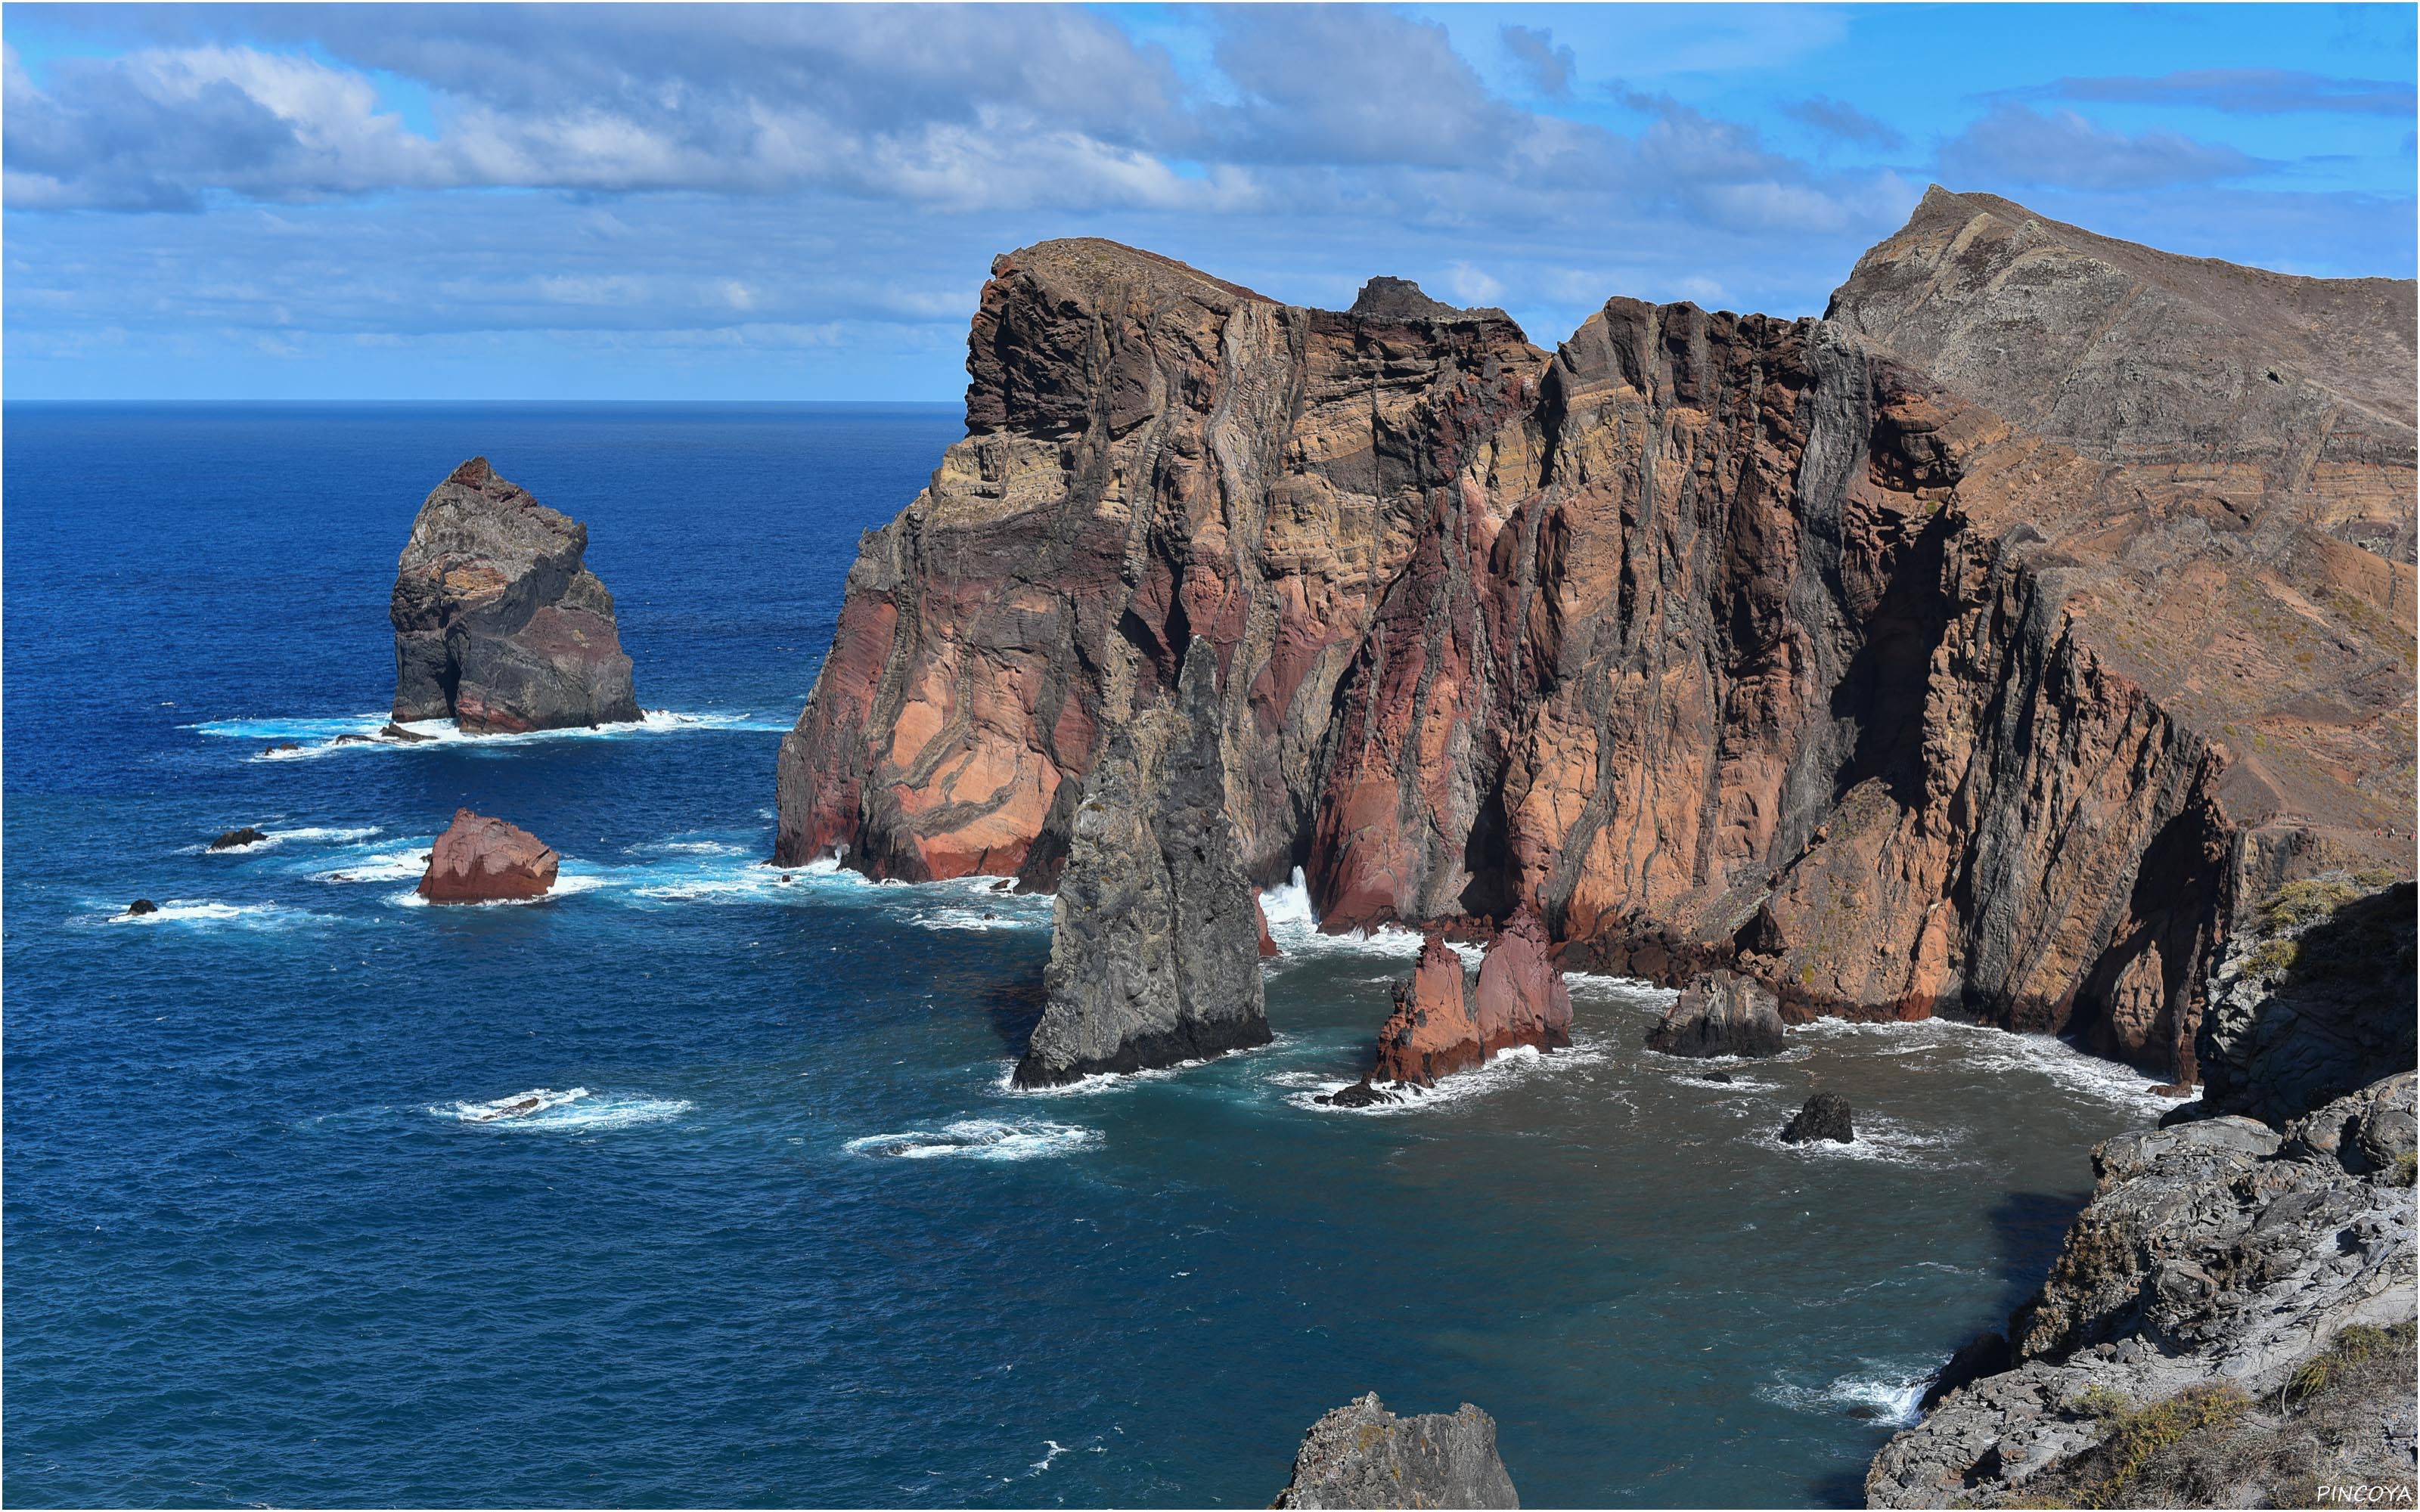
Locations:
2;402;2176;1507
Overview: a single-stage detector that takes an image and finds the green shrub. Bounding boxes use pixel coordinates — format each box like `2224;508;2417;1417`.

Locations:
2244;937;2301;985
2260;878;2362;931
2394;1151;2417;1188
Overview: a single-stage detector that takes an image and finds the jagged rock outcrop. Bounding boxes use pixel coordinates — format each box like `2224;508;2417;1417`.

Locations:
1872;895;2418;1507
1012;639;1269;1087
1867;1080;2416;1507
1372;938;1485;1087
1274;1393;1519;1509
2185;875;2417;1126
779;204;2418;1081
1471;905;1573;1054
417;808;560;903
391;458;639;734
209;826;267;851
1782;1092;1855;1144
1832;187;2418;564
1646;968;1786;1058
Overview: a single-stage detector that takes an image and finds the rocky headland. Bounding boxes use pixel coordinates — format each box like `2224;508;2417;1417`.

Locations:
777;191;2415;1087
1646;968;1787;1059
391;457;641;734
1274;1393;1519;1509
1012;638;1270;1087
1867;875;2418;1507
417;808;560;904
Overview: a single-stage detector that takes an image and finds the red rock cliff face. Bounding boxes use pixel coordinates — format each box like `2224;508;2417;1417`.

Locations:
777;212;2417;1080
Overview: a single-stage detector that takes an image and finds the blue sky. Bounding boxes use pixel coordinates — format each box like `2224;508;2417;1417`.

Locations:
5;2;2414;400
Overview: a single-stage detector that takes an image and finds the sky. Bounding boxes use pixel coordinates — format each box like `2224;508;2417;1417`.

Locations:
5;2;2415;401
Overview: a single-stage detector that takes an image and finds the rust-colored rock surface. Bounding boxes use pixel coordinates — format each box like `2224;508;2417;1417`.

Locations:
780;204;2418;1081
417;808;560;903
1471;906;1571;1055
1372;937;1484;1086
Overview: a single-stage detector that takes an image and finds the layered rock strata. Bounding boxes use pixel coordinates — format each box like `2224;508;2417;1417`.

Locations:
1274;1393;1519;1510
417;808;560;903
392;457;640;734
1646;969;1786;1058
780;202;2418;1082
1012;639;1269;1087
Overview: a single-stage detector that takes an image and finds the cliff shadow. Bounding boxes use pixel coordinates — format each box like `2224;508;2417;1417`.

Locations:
976;977;1049;1055
1826;510;1958;811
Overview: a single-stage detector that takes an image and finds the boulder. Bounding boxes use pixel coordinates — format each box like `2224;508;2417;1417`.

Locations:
416;808;560;904
390;457;639;734
1781;1092;1854;1144
1274;1393;1519;1509
1013;639;1270;1086
209;826;268;851
1373;938;1483;1086
1472;906;1572;1054
1646;969;1787;1058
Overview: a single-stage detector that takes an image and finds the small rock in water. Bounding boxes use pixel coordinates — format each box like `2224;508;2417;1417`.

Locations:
1317;1079;1401;1108
209;826;268;850
263;740;299;754
990;878;1014;892
126;899;158;916
1781;1091;1854;1144
1699;1070;1737;1085
332;733;373;745
377;721;435;743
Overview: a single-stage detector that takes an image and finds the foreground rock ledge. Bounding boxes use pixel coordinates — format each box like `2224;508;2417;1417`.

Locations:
1013;638;1269;1087
391;457;640;734
1275;1393;1519;1509
417;809;560;903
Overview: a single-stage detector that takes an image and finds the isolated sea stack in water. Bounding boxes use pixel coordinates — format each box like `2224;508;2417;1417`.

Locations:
1274;1393;1519;1510
417;808;560;903
1365;919;1571;1091
1647;969;1788;1059
1473;906;1573;1055
1013;640;1270;1087
390;457;640;734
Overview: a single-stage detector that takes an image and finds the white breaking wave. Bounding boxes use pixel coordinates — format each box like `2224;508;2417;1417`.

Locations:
1257;869;1445;962
845;1118;1100;1162
1286;1038;1609;1117
1750;1109;1970;1170
193;708;788;761
1758;1366;1930;1427
431;1087;692;1132
1788;1015;2177;1111
100;899;326;928
391;871;610;909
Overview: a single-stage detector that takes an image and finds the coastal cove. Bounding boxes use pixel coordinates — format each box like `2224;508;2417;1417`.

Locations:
0;402;2186;1508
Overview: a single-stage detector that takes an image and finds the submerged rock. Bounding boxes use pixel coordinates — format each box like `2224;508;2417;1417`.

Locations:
1373;938;1483;1086
416;808;559;904
1472;906;1572;1055
1274;1392;1519;1509
1646;969;1786;1058
1782;1092;1854;1144
209;826;268;851
390;457;639;734
1013;639;1270;1087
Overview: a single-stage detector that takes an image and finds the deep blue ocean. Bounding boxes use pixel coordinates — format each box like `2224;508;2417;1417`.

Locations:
4;403;2179;1508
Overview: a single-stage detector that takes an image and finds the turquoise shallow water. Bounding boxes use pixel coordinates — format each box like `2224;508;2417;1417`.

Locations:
2;403;2173;1507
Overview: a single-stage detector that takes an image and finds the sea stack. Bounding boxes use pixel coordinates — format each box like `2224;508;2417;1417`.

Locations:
1012;639;1270;1088
1274;1393;1519;1509
1472;906;1573;1055
417;808;560;903
390;457;640;734
1781;1092;1854;1145
1647;970;1788;1059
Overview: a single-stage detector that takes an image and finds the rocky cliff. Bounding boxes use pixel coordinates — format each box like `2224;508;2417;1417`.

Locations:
777;202;2417;1080
1013;637;1269;1086
392;457;640;733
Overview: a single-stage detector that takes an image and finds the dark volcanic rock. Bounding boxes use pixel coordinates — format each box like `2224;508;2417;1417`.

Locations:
1013;639;1270;1087
126;899;157;916
1274;1392;1519;1509
1372;938;1483;1086
1348;276;1468;321
1921;1331;2013;1412
378;721;436;743
1472;906;1573;1055
417;808;559;904
1782;1092;1855;1144
209;826;268;851
1647;969;1787;1058
263;741;298;755
390;457;639;734
780;209;2418;1085
1316;1079;1401;1108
